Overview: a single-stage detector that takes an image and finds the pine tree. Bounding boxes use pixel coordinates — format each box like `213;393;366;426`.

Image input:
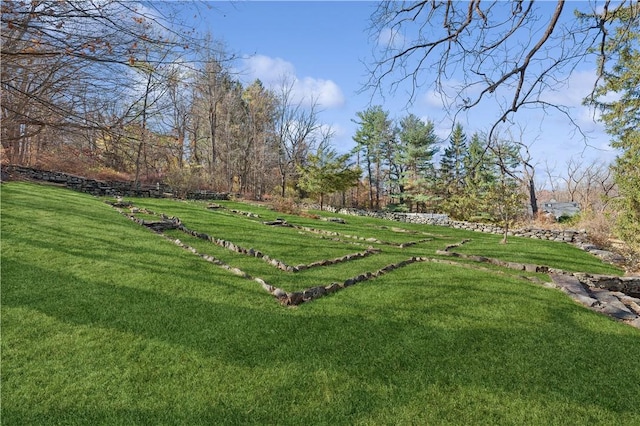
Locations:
397;114;439;211
298;146;361;211
439;123;468;218
440;123;468;191
352;106;393;209
461;133;498;220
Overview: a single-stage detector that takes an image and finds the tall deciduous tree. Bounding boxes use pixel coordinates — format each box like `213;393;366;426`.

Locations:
242;79;278;199
274;75;322;198
1;0;194;168
486;138;525;244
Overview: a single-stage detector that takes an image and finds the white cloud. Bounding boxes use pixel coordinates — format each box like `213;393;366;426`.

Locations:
378;27;405;50
541;69;599;108
296;77;344;108
243;54;296;85
242;54;345;109
424;90;446;108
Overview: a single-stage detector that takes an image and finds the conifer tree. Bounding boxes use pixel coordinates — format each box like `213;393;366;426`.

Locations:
298;144;360;211
352;106;393;209
586;4;640;254
397;114;439;211
439;123;468;218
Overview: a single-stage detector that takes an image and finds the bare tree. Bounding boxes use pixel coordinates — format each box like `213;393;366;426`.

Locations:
542;160;560;197
274;75;322;197
562;158;617;212
366;1;638;143
1;0;196;170
564;158;586;203
242;79;278;199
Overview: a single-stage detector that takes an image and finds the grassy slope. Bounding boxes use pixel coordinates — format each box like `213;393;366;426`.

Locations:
2;182;639;425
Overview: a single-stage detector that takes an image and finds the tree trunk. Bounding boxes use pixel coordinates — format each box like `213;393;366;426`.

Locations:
281;173;286;198
501;215;509;244
529;177;538;216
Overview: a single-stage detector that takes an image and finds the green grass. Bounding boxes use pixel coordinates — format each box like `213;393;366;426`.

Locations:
2;182;639;425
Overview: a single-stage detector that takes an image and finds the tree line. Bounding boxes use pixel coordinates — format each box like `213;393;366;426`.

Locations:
2;1;638;253
1;1;324;200
349;107;527;238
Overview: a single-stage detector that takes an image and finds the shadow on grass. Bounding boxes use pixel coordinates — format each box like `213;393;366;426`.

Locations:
3;257;640;424
3;183;639;423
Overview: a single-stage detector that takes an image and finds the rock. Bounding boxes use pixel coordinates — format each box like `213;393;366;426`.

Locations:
272;287;287;298
325;283;341;294
524;264;539;273
627;317;640;329
590;249;626;264
284;292;303;306
550;274;598;307
263;219;290;226
303;286;327;298
325;217;346;224
507;262;525;271
590;289;638;320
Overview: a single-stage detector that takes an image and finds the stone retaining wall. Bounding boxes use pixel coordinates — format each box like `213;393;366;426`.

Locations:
2;165;229;200
326;207;587;244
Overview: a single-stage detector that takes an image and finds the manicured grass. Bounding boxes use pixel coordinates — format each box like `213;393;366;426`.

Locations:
2;182;639;425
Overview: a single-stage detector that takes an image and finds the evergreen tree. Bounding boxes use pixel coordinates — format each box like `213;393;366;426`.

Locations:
439;123;468;218
461;133;498;220
586;4;640;253
440;123;468;192
352;106;393;209
298;146;361;211
397;114;439;211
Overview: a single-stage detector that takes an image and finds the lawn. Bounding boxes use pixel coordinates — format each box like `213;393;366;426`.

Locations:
2;182;639;425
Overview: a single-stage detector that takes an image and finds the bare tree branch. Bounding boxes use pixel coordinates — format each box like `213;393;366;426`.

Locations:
365;0;638;147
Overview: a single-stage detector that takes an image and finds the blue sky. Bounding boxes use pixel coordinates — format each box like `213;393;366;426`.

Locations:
192;1;618;185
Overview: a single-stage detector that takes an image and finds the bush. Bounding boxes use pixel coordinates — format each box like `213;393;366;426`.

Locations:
90;167;132;182
270;196;301;215
557;213;580;225
163;166;204;198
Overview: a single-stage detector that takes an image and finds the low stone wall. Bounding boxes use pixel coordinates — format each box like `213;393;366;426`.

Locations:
449;221;588;243
328;207;450;226
3;165;170;197
326;206;587;244
2;165;229;200
186;190;230;200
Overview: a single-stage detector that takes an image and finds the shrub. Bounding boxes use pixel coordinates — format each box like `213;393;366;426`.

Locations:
270;196;301;215
163;166;204;198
